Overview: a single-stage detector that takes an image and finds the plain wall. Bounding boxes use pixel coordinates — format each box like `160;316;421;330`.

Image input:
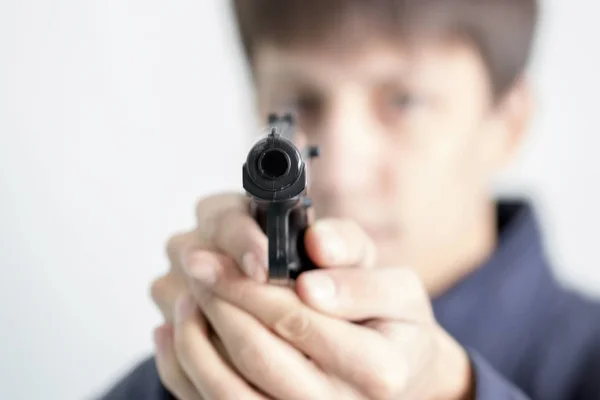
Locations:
1;1;599;399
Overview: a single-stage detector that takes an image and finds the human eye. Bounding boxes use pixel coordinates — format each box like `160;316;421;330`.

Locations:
388;90;424;111
272;91;324;135
289;92;323;119
374;83;427;128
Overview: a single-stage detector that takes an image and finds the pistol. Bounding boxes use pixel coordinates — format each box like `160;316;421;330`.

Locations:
242;113;320;286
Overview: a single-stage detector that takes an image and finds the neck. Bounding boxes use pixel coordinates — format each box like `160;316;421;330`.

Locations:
424;199;498;298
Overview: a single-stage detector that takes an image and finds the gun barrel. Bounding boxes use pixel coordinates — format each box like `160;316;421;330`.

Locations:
258;148;290;180
243;127;305;202
242;113;318;285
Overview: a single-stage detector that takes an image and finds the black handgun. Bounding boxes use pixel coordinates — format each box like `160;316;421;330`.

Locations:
242;113;320;286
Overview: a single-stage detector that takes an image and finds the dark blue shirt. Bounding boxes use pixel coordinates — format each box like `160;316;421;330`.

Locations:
99;201;600;399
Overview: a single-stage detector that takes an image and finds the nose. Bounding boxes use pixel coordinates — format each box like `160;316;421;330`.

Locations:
310;86;383;195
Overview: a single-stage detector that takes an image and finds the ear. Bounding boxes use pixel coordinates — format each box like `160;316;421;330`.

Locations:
490;75;534;168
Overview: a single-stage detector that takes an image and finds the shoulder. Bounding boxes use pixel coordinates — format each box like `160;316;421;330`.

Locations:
545;287;600;350
97;355;175;400
525;286;600;399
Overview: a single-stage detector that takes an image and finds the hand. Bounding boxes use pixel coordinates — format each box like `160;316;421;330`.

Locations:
148;192;287;399
150;192;376;324
150;193;474;399
150;193;269;326
150;193;259;399
178;250;474;399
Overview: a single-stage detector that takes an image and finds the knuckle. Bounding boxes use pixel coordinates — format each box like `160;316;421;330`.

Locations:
172;325;193;358
195;193;248;240
149;274;184;323
165;231;194;263
212;209;238;239
273;308;313;343
198;221;216;243
150;275;170;304
213;211;266;259
216;208;253;236
181;248;210;269
194;194;219;218
195;192;244;217
180;248;220;282
196;198;225;241
210;210;245;250
364;362;407;400
233;339;274;380
232;278;257;305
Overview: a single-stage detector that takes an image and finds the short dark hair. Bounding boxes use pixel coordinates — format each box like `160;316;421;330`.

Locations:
230;0;539;99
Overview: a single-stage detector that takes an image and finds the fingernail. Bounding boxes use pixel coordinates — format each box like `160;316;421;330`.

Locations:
175;294;195;324
303;273;336;303
183;254;216;286
242;252;267;282
314;223;345;263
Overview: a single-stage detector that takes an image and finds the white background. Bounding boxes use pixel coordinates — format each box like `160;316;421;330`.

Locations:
1;1;599;399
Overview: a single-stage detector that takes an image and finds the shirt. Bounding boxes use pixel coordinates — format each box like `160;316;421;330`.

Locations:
98;200;600;399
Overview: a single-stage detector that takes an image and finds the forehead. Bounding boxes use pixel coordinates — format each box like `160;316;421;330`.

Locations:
254;39;489;86
252;39;492;104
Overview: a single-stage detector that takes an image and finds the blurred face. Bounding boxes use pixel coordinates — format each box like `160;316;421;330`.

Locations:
252;38;528;277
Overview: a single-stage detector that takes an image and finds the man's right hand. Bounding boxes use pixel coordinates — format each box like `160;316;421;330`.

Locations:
149;192;270;399
150;192;270;323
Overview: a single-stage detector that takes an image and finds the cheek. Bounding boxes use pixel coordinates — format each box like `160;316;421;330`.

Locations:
385;113;487;228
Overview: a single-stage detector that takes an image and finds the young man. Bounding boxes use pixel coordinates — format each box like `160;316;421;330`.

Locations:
101;1;600;399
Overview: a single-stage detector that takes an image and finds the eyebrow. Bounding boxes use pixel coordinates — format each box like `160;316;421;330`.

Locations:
264;67;412;95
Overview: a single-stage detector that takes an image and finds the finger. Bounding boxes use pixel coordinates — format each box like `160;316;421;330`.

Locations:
181;250;429;324
151;230;200;323
195;284;335;400
267;307;408;400
195;193;249;243
195;193;268;282
166;230;202;276
304;219;377;268
173;294;267;400
185;253;403;400
150;273;187;324
154;324;202;400
212;209;268;282
296;267;434;323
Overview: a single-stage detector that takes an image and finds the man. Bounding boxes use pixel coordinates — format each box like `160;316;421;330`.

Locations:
101;0;600;399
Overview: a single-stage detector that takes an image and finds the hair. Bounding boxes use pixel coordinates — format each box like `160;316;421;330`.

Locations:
230;0;539;99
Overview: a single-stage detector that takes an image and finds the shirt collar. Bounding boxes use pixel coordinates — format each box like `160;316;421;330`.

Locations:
432;199;553;334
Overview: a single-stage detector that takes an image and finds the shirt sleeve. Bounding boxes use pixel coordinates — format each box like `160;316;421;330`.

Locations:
572;337;600;400
96;356;174;400
468;350;531;400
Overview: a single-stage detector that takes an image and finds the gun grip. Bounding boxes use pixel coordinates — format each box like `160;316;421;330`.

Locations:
252;200;317;285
